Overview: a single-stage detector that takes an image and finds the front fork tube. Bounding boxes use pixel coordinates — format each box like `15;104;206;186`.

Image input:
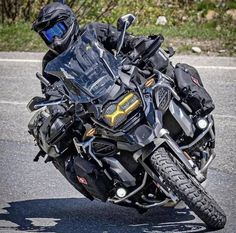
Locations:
137;157;178;202
199;126;216;174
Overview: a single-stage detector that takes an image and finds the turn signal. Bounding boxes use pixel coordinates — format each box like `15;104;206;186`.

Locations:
145;78;155;88
85;128;96;137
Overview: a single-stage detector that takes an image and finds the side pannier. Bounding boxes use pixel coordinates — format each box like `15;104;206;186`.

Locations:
174;63;215;117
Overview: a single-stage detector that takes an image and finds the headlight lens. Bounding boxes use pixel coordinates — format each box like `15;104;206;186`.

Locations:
103;92;141;128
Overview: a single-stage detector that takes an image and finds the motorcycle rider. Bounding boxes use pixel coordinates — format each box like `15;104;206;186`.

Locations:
31;1;174;200
32;1;148;197
32;1;142;91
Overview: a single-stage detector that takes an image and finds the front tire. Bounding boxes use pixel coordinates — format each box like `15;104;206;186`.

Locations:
150;147;226;230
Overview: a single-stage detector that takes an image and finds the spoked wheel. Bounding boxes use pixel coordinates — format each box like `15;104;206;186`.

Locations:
150;147;226;230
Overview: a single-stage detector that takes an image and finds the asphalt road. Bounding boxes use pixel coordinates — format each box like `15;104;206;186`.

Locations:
0;52;235;233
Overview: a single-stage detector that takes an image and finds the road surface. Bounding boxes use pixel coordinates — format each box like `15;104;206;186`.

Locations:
0;52;235;233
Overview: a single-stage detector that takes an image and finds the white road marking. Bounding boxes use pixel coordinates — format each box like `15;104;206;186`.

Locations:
129;224;149;227
0;58;41;63
0;100;28;105
194;65;236;70
214;114;236;120
0;58;236;70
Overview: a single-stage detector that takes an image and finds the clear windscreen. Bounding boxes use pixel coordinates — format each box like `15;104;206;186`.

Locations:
45;28;120;103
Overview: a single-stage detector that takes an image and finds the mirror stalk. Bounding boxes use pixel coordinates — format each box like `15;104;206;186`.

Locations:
115;14;136;57
116;21;128;57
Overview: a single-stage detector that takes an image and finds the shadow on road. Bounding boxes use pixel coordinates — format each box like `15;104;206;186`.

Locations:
0;198;208;233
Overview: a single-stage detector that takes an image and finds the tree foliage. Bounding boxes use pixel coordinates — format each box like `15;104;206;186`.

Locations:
0;0;118;24
0;0;234;25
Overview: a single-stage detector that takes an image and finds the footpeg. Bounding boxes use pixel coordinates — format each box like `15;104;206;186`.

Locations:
33;150;46;162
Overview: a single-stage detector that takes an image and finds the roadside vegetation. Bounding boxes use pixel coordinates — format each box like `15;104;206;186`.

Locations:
0;0;235;55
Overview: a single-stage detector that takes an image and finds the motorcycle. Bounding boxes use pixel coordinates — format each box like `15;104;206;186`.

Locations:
27;14;226;229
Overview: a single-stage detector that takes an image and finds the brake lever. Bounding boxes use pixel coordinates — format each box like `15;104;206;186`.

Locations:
34;98;67;108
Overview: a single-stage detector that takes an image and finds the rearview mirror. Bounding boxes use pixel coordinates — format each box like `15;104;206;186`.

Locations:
117;14;136;31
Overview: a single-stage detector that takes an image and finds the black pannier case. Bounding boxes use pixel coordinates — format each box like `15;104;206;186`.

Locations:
74;156;113;202
174;63;215;117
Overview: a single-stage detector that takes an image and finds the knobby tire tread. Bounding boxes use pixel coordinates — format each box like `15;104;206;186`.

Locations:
150;147;226;229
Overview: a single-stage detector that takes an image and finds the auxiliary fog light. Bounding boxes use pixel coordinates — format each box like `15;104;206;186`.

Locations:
196;118;208;130
116;188;127;198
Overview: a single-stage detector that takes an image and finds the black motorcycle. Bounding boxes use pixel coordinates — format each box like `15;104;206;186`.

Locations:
27;14;226;229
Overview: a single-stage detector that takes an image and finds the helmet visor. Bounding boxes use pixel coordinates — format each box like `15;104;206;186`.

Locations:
42;22;67;43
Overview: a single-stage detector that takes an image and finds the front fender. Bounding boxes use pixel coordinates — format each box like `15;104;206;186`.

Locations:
133;132;197;177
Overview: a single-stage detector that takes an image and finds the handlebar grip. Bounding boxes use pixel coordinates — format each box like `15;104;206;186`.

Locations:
36;72;51;87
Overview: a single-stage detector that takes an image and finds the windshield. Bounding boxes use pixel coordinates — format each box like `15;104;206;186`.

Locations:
45;28;120;103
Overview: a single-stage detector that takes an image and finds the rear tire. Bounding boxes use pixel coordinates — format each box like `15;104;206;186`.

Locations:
150;147;226;229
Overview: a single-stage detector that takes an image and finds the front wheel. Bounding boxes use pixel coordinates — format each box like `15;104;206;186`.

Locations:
150;147;226;230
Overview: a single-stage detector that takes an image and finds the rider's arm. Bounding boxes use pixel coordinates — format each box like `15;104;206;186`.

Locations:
85;22;142;54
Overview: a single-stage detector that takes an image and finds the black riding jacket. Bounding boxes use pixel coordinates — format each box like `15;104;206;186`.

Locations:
42;22;141;88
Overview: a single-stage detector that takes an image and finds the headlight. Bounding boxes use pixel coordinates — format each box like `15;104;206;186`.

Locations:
103;92;141;128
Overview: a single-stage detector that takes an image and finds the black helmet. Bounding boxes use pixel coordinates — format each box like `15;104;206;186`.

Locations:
32;2;79;54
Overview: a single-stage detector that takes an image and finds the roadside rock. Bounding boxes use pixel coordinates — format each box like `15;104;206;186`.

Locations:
182;16;188;21
218;49;226;53
156;16;167;25
192;47;202;54
216;25;221;31
205;10;218;21
226;9;236;23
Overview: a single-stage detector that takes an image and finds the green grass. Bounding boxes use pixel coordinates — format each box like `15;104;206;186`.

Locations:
132;22;236;54
130;22;235;41
0;22;47;52
0;21;235;54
